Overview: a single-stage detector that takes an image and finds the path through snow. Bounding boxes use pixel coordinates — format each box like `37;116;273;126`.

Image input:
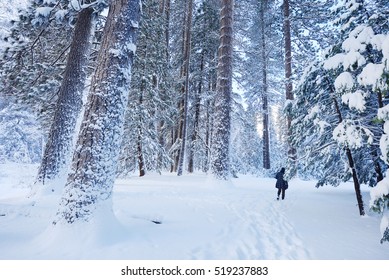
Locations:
112;174;314;260
1;165;388;259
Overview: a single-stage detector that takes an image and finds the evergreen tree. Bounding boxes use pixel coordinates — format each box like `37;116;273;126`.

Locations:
187;0;219;173
292;0;389;217
118;0;173;177
230;101;262;175
0;1;74;130
235;0;286;174
0;103;42;164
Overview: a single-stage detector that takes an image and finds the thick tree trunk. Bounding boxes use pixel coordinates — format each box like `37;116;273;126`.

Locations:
54;0;141;224
260;0;270;170
211;0;234;179
36;8;94;185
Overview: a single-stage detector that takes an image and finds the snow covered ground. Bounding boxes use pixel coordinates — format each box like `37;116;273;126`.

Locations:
0;163;388;260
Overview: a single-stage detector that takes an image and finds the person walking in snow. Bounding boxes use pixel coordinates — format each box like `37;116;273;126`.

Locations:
275;167;288;200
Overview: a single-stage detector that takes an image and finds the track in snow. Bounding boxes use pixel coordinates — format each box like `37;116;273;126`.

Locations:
188;183;312;259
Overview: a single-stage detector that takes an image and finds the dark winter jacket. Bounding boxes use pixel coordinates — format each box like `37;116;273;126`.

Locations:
275;170;288;190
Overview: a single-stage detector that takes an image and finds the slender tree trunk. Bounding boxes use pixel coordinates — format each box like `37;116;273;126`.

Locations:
204;73;216;173
157;0;170;171
211;0;234;179
172;0;188;173
204;97;211;173
54;0;141;224
333;96;365;216
137;91;146;177
373;90;384;183
260;0;270;170
283;0;295;162
188;51;204;173
177;0;193;176
36;8;94;185
161;0;171;62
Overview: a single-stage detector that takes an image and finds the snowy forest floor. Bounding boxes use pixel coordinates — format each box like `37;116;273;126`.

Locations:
0;163;388;260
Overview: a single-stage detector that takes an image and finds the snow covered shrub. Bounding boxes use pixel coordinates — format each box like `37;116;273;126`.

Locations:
373;105;389;243
370;173;389;243
0;105;42;163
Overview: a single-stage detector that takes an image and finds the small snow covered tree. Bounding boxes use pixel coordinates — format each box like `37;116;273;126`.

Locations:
230;101;262;175
54;0;141;224
291;61;353;184
0;103;43;164
210;0;234;179
366;1;389;243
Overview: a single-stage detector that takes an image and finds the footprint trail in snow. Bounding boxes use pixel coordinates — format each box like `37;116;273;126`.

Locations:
190;188;311;259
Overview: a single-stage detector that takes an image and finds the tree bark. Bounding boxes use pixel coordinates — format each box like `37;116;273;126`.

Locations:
211;0;234;179
188;50;204;173
137;91;146;177
283;0;296;161
54;0;141;224
36;8;94;185
177;0;193;176
260;0;270;170
171;0;188;173
333;96;365;216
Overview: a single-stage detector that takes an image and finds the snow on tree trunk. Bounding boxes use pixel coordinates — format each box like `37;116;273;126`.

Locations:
54;0;141;224
36;7;94;186
137;91;145;177
177;0;193;176
188;50;204;173
283;0;296;163
260;0;270;170
210;0;234;180
333;96;365;216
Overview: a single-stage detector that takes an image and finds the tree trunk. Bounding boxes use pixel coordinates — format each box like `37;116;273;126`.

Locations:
188;51;204;173
211;0;234;179
283;0;296;161
36;8;94;185
54;0;141;224
333;97;365;216
177;0;193;176
373;90;384;183
137;91;146;177
161;0;171;62
260;0;270;170
172;0;188;173
157;0;170;171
